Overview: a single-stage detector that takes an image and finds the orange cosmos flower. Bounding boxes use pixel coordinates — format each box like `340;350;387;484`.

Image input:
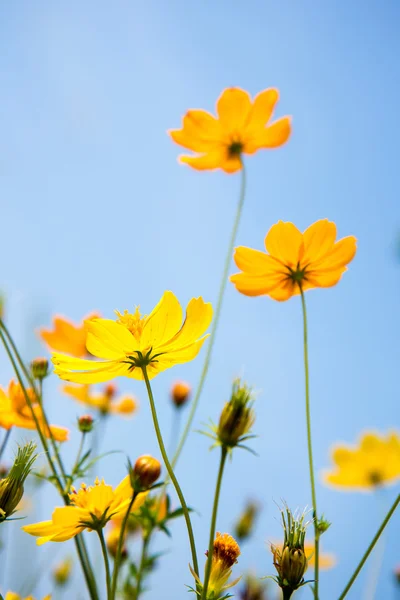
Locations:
39;313;99;357
169;87;291;173
230;219;357;301
62;382;137;417
0;380;68;442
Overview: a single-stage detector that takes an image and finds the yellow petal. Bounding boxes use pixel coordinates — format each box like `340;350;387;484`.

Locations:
305;268;347;288
179;149;226;171
267;279;296;301
251;116;291;149
230;271;287;297
301;219;337;264
311;236;357;271
169;110;221;152
53;354;128;384
233;246;282;274
140;291;183;350
159;297;212;350
264;221;303;268
85;319;136;359
216;87;252;130
247;88;279;130
158;336;209;366
219;155;243;174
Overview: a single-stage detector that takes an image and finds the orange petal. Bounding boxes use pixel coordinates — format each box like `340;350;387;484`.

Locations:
216;88;252;130
230;271;287;297
233;246;282;274
301;220;337;265
247;88;279;130
251;116;291;149
179;149;225;171
169;110;221;152
264;221;303;268
267;279;296;301
305;267;347;288
220;155;243;174
312;236;357;271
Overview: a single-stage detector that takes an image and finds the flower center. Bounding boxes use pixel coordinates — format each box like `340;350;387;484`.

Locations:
227;140;243;158
369;470;383;486
115;307;147;341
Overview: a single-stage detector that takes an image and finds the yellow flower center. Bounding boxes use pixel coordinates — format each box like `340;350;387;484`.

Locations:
115;307;147;341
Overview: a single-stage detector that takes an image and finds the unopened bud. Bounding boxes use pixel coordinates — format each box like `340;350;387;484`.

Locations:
31;357;49;380
78;414;94;433
316;515;331;536
105;383;117;398
0;441;37;522
217;379;255;449
234;501;259;541
171;381;191;408
133;455;161;490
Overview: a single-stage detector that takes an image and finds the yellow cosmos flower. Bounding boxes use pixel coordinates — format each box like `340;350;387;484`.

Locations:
62;382;137;416
169;87;291;173
5;593;51;600
0;380;68;442
230;219;357;301
52;291;212;384
323;431;400;491
39;313;99;357
22;476;147;545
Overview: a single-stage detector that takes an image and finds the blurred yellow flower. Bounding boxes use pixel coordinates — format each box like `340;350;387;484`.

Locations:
53;557;73;585
323;431;400;491
5;594;51;600
52;291;212;384
62;382;137;416
169;87;291;173
39;313;99;357
22;476;147;544
0;380;68;442
230;219;357;301
304;542;336;570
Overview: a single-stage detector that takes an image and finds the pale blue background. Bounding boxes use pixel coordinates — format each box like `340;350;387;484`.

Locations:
1;1;399;599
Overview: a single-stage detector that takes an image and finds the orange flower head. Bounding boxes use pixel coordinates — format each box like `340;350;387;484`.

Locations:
63;383;137;417
231;219;357;301
171;381;191;407
39;313;99;357
0;380;69;442
169;87;291;173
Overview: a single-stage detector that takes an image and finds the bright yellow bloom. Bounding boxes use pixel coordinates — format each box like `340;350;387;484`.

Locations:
62;382;137;416
323;431;400;491
52;291;212;384
169;87;291;173
0;381;68;442
5;594;51;600
22;476;147;544
39;313;99;357
230;219;357;301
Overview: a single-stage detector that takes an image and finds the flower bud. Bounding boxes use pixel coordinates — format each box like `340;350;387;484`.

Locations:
239;573;267;600
31;357;49;381
394;565;400;584
0;441;37;522
207;532;241;598
78;414;94;433
217;379;255;449
234;501;259;541
171;381;191;408
132;455;161;491
53;558;73;586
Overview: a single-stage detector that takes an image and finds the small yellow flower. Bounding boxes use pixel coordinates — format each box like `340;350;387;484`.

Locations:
63;382;137;416
323;431;400;491
5;594;51;600
39;313;99;357
52;291;212;384
0;380;69;442
230;219;357;301
53;557;73;585
169;87;291;173
22;476;147;544
207;532;241;598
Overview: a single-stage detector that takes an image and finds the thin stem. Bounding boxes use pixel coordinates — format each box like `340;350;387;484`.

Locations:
98;529;112;600
135;533;151;599
338;493;400;600
171;164;247;470
299;288;319;600
283;588;294;600
110;491;137;600
363;489;387;600
37;379;68;486
0;326;99;600
141;365;199;578
201;446;228;600
0;429;11;461
0;320;38;393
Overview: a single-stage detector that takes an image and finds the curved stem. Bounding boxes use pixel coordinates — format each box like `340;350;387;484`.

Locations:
0;429;11;461
98;529;112;600
338;493;400;600
201;446;228;600
299;288;319;599
171;164;247;470
135;533;151;599
141;365;199;579
110;491;137;600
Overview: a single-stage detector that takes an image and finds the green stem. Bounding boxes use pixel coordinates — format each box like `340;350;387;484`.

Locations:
0;320;39;393
135;533;151;599
37;379;68;486
201;446;228;600
141;365;199;578
110;491;137;600
171;164;247;471
98;529;112;600
299;288;319;600
283;588;294;600
338;493;400;600
0;429;11;461
0;325;99;600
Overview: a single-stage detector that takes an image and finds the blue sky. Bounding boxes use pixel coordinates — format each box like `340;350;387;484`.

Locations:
1;1;400;598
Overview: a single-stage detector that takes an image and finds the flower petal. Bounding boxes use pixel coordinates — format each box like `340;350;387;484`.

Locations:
158;297;212;350
230;271;287;297
85;319;136;359
53;354;128;384
250;116;291;149
247;88;279;130
305;267;347;288
301;219;337;265
140;291;183;350
264;221;303;268
179;149;226;171
311;236;357;271
216;88;252;130
169;110;221;152
233;246;282;274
